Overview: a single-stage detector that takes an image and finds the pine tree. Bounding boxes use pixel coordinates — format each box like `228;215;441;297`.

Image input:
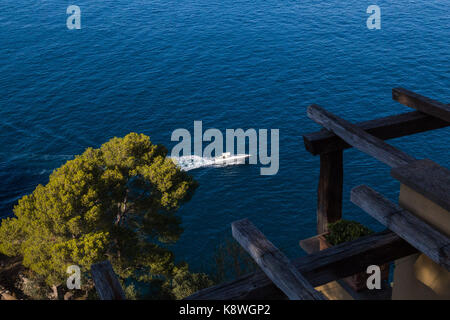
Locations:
0;133;198;294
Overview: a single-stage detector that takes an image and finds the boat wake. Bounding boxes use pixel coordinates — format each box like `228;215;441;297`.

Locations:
170;155;215;171
170;154;249;172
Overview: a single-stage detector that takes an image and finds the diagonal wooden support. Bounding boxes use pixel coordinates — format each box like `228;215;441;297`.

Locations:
392;88;450;123
231;219;325;300
351;185;450;271
307;104;416;168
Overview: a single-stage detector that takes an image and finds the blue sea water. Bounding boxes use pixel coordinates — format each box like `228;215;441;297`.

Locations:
0;1;448;273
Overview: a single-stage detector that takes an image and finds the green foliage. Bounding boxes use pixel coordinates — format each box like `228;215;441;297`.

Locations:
0;133;197;288
163;264;214;300
325;220;374;246
123;283;139;300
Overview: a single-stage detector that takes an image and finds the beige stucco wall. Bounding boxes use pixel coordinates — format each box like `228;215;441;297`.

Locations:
315;281;354;300
392;184;450;300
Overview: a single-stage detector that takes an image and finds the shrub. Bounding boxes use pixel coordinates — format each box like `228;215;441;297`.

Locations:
325;220;373;246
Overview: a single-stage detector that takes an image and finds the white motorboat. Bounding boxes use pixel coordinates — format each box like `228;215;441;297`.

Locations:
213;152;250;165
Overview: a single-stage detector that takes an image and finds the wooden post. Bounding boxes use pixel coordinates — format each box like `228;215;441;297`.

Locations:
317;151;343;234
91;260;126;300
232;219;325;300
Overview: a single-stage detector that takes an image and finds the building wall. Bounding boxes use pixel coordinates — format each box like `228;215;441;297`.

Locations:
392;184;450;300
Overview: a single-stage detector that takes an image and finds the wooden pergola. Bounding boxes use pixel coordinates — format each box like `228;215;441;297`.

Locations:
187;88;449;300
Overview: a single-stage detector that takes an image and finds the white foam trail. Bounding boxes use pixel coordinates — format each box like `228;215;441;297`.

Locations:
170;155;245;172
170;155;214;171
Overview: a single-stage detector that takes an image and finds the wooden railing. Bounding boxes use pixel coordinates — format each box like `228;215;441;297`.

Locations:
303;89;449;233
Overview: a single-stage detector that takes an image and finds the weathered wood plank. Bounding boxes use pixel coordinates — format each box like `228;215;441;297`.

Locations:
317;151;343;233
231;219;325;300
303;111;449;155
187;230;416;300
307;104;416;168
351;185;450;271
91;260;126;300
391;159;450;213
392;88;450;123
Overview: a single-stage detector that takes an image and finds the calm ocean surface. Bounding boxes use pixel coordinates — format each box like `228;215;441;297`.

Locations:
0;1;448;272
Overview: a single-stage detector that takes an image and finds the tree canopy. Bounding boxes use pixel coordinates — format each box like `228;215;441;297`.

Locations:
0;133;198;294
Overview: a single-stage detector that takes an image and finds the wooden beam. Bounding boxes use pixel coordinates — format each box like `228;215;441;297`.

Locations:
187;230;416;300
303;111;449;155
91;260;126;300
391;159;450;213
351;185;450;271
307;104;416;168
317;151;343;234
392;88;450;123
231;219;325;300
